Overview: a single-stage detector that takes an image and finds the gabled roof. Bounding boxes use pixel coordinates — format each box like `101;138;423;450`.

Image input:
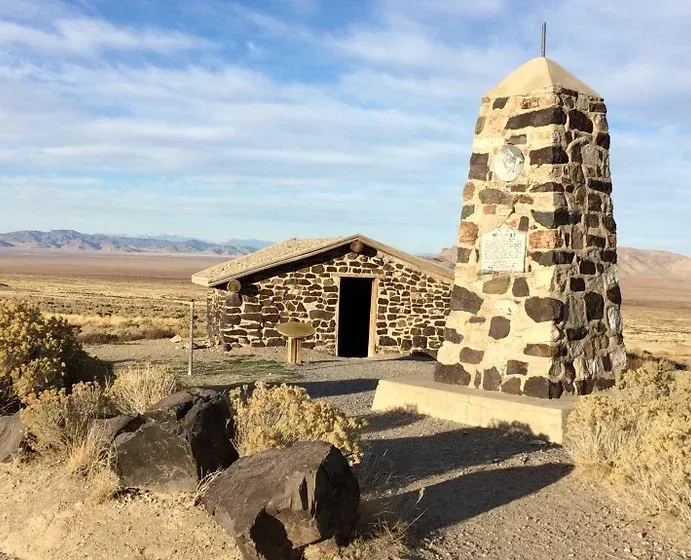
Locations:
191;234;454;287
486;57;600;98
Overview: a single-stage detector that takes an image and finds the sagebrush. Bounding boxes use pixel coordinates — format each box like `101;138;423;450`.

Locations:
109;362;181;415
0;300;84;410
565;359;691;522
67;424;120;504
21;381;110;455
229;382;366;464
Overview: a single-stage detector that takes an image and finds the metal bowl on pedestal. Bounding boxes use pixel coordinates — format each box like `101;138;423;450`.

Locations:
276;321;316;364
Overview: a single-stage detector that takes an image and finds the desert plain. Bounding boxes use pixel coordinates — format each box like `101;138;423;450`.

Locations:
0;249;688;367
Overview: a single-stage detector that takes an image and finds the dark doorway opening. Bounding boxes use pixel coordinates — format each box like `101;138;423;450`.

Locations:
337;277;374;358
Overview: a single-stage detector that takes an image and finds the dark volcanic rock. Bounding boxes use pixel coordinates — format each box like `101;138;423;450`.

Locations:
478;188;513;205
531;209;573;228
443;327;464;344
450;286;483;314
459;347;484;364
91;414;145;442
512;277;530;297
530;146;569;165
145;387;220;423
570;278;586;292
457;247;472;264
435;363;472;386
469;153;490;181
524;344;562;358
482;276;510;294
523;376;564;399
482;367;502;391
530;250;575;266
0;413;23;463
567;110;593;133
506;360;529;376
505;107;566;130
525;297;565;323
114;388;238;493
489;316;511;339
501;377;523;395
585;292;605;321
606;285;622;305
461;204;475;219
204;441;359;560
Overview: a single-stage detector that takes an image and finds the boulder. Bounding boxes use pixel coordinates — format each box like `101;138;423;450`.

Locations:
114;388;238;493
145;388;219;423
91;414;145;442
204;441;359;560
0;413;23;463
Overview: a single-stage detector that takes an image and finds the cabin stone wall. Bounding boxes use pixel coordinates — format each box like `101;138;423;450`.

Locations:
206;247;451;356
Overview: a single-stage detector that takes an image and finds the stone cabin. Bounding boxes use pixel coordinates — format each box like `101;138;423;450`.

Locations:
191;234;453;357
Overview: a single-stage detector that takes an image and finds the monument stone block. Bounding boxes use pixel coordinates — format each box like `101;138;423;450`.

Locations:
434;56;626;397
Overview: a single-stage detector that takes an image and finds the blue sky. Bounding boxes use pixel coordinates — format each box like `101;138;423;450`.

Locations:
0;0;690;255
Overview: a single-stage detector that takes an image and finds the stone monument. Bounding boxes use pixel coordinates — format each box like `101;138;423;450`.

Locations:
434;56;626;398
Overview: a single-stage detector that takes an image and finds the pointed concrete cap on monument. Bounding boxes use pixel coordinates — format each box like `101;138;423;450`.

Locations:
486;57;600;98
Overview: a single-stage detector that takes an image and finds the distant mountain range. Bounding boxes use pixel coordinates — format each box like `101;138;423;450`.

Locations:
1;230;688;279
0;230;272;256
430;246;690;279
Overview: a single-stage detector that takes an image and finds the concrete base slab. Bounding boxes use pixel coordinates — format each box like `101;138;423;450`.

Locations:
371;375;578;444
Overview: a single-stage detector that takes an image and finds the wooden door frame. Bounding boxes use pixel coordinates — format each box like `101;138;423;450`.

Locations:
333;274;379;358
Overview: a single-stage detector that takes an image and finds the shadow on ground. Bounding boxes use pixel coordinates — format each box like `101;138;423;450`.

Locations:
361;408;427;434
298;378;379;398
358;424;572;540
186;377;380;398
359;425;557;491
363;463;573;535
391;351;437;362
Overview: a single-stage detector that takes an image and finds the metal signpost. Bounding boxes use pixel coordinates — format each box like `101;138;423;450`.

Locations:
188;299;194;376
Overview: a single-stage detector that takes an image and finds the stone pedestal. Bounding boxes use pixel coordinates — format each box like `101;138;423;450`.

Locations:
435;58;626;398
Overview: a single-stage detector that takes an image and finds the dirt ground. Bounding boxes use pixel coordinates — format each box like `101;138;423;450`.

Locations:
3;341;691;560
1;253;690;559
0;459;238;560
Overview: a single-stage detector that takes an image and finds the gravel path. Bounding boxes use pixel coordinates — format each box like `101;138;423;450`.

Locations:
86;340;691;560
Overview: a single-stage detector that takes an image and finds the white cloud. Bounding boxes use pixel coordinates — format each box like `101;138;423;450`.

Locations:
0;17;212;55
0;0;690;254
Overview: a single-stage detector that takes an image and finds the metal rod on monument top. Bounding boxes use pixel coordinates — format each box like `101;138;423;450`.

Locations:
541;22;547;57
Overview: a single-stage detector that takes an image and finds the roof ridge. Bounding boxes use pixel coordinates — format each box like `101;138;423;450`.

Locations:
191;234;453;287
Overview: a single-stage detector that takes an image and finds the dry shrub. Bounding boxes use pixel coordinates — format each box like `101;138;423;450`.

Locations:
229;382;366;464
108;362;181;415
67;423;110;474
87;464;120;504
68;424;121;503
54;313;183;343
21;381;110;455
191;469;225;507
565;359;691;522
0;300;84;410
340;520;409;560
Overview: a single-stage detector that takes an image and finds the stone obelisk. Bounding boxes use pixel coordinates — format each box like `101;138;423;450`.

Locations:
435;57;626;398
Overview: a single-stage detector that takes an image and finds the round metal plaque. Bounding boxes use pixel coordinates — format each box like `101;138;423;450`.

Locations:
493;144;525;182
